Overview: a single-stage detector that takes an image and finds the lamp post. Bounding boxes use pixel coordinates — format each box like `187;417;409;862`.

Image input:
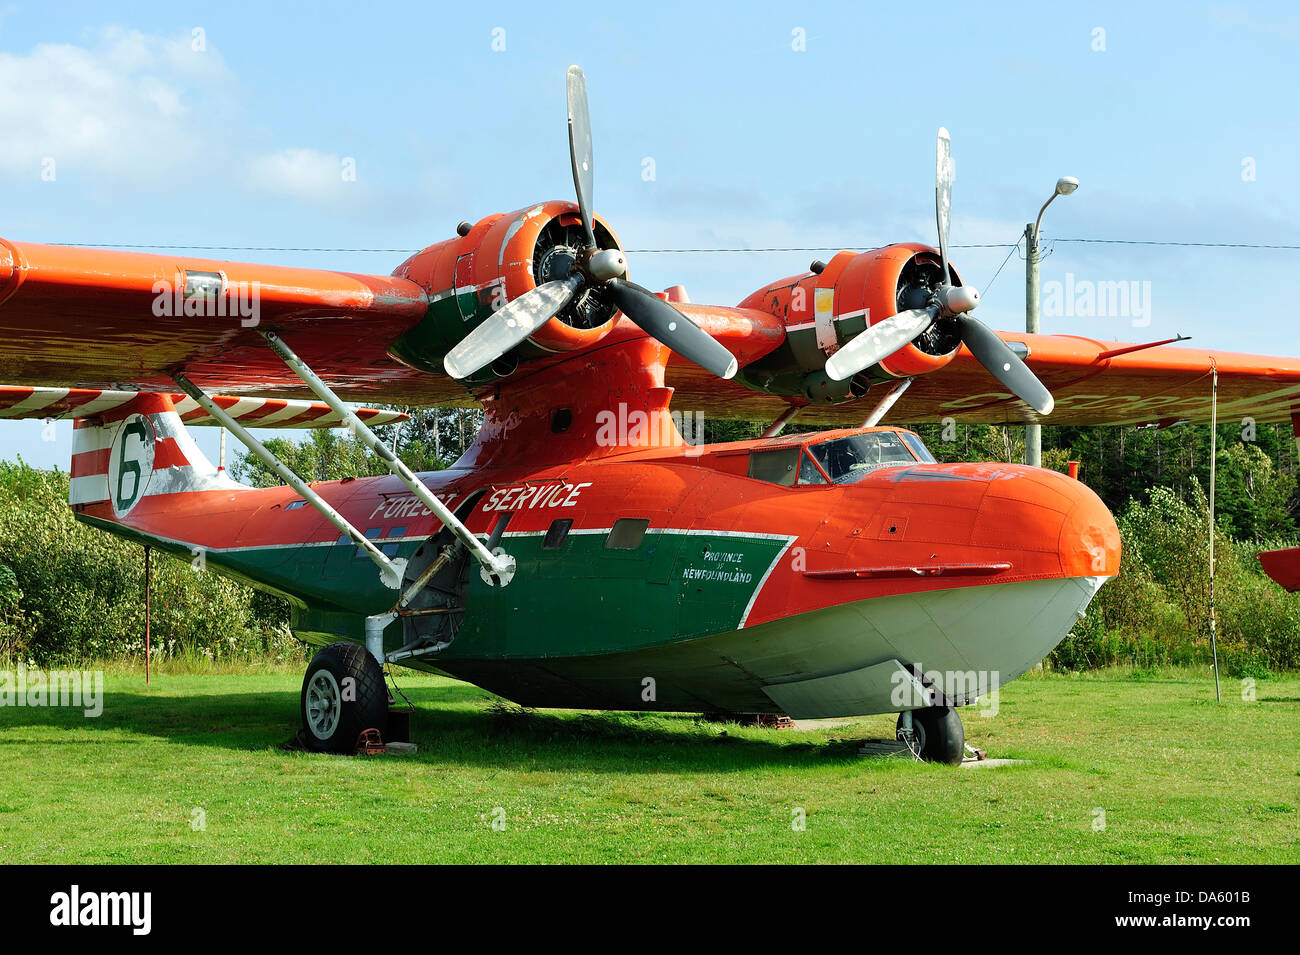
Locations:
1024;176;1079;467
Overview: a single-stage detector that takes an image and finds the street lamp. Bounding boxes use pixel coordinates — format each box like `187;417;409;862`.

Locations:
1024;176;1079;467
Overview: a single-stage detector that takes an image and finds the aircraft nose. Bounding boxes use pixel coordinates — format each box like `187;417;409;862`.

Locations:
1057;476;1121;578
977;464;1120;578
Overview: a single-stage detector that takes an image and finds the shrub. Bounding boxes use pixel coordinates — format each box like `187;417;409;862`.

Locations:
0;460;296;666
1051;484;1300;672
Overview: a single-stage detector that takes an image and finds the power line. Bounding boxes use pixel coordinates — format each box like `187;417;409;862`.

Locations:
47;241;1018;253
623;243;1020;252
46;238;1300;254
1057;238;1300;250
50;243;417;253
981;235;1025;299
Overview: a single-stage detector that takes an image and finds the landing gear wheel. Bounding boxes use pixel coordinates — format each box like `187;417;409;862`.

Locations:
300;642;388;754
897;706;965;765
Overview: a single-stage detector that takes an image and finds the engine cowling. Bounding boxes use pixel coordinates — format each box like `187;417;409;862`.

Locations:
389;200;625;382
734;244;964;404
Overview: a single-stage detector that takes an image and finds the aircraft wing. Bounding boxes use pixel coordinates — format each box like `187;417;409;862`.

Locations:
0;241;471;405
0;241;783;409
4;239;1298;430
666;324;1300;428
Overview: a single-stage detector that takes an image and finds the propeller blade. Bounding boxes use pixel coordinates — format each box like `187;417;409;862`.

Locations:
955;315;1055;416
443;275;583;379
606;278;738;380
566;65;597;250
936;127;953;285
824;307;938;382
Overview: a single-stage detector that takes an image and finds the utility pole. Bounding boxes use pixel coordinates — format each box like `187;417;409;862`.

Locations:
1024;177;1079;468
1209;366;1221;704
1024;221;1042;468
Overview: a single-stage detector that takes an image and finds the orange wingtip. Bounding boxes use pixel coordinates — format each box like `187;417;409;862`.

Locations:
1259;547;1300;593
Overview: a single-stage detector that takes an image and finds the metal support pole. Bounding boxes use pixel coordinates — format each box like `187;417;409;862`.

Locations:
144;545;151;685
862;378;913;428
365;613;394;667
259;330;514;586
760;405;801;439
1024;222;1042;468
219;427;227;470
172;373;408;590
1209;366;1221;704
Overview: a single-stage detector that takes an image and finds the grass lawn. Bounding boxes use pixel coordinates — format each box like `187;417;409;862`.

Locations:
0;665;1295;864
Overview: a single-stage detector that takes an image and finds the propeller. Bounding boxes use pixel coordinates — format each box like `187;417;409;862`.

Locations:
444;65;738;382
825;127;1054;417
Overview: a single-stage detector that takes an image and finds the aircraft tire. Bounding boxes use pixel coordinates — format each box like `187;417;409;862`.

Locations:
899;706;965;765
300;642;388;754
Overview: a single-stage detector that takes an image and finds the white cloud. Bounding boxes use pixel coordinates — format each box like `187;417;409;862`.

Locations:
245;147;359;203
0;26;235;182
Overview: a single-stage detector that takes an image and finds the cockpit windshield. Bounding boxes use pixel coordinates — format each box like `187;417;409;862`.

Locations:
808;431;930;484
745;429;936;487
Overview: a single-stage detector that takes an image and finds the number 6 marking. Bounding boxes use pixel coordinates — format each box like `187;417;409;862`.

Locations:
110;414;155;518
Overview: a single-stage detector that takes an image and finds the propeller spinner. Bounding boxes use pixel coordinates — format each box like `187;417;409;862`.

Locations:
824;128;1054;417
444;66;738;382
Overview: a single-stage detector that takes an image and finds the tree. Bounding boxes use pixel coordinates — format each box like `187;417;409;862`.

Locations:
1215;443;1297;540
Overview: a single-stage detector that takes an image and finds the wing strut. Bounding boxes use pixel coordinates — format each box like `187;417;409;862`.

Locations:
862;377;914;428
760;405;802;439
259;330;516;587
171;372;410;590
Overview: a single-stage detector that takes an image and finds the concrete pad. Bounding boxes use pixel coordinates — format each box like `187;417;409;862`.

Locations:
791;718;860;731
854;738;1031;767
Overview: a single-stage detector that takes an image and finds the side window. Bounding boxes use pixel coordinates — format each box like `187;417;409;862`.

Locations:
605;518;650;551
900;432;936;463
747;447;799;487
798;451;827;485
543;518;573;550
355;527;382;559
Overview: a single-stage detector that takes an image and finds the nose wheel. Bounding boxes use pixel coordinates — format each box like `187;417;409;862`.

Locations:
897;706;965;765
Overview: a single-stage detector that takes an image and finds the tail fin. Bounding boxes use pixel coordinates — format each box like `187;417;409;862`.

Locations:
71;392;247;516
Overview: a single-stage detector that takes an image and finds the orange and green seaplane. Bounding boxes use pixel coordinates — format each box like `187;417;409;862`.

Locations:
2;68;1297;762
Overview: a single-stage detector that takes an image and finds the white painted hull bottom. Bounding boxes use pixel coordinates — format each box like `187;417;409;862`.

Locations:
430;575;1110;719
749;575;1111;719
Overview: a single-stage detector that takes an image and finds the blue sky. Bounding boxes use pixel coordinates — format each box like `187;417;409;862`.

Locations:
2;0;1298;468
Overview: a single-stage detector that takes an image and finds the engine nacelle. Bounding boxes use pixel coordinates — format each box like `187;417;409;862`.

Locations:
388;200;625;382
734;244;964;404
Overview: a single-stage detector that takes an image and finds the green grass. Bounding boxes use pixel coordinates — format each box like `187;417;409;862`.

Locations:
0;666;1296;863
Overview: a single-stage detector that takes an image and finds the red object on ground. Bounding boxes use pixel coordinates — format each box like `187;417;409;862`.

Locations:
1067;461;1080;480
1259;547;1300;592
356;729;386;755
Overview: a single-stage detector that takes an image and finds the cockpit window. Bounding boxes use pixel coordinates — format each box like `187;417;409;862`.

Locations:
748;447;799;486
900;431;936;464
809;432;918;484
798;451;828;485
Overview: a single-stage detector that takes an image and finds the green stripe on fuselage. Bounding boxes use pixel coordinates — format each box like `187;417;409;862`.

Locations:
78;511;793;661
442;529;792;660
